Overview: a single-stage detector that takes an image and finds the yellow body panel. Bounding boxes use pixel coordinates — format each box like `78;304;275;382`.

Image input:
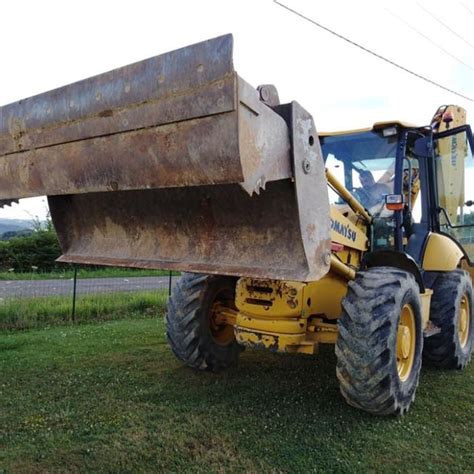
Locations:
236;313;306;334
234;271;348;353
422;233;463;271
234;278;309;353
234;318;339;355
235;278;306;318
329;205;366;271
436;135;467;222
234;328;307;352
330;207;368;251
435;105;467;132
306;273;348;319
433;105;468;222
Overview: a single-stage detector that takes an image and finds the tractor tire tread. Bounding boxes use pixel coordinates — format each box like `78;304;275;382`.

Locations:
336;267;423;415
166;273;242;372
424;269;473;369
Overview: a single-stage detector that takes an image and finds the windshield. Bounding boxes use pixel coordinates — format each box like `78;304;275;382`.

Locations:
321;130;397;216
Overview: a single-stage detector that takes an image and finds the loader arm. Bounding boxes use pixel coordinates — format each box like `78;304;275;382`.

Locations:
0;35;331;281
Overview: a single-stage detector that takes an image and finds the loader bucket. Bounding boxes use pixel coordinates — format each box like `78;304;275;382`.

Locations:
0;35;330;281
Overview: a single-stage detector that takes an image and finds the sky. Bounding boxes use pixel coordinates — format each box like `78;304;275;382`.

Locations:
0;0;473;220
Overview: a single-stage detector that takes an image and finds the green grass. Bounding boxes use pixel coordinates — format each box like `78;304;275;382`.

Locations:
1;318;473;472
0;291;168;330
0;268;179;280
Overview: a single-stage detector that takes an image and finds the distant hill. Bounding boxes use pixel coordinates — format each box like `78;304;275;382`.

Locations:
0;218;35;238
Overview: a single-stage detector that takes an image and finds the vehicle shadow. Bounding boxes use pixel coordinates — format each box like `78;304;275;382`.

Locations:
148;345;376;424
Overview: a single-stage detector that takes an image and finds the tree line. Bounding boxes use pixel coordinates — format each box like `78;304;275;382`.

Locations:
0;221;61;272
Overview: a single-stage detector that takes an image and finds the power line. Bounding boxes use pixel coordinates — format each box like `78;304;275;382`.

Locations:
418;3;474;50
459;2;473;15
386;7;474;71
272;1;473;102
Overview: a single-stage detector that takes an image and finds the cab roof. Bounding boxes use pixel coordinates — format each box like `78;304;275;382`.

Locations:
320;121;419;137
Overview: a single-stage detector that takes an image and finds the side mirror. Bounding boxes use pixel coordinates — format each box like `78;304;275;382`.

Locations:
385;194;404;211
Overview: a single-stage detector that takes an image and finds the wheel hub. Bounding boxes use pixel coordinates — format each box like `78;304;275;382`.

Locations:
398;325;411;359
396;304;416;382
459;294;470;348
210;300;236;346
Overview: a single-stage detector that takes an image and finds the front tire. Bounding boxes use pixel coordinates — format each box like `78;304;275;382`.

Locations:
424;269;473;369
336;267;423;415
166;273;242;372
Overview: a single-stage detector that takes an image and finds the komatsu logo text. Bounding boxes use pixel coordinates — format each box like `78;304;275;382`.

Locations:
451;136;458;167
330;218;357;242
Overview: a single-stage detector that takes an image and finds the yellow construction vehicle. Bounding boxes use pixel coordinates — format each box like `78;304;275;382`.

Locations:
0;35;472;415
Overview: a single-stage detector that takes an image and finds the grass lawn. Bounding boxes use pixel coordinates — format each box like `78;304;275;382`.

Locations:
1;318;473;472
0;291;168;331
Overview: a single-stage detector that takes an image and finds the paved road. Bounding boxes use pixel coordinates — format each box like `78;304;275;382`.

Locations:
0;276;179;299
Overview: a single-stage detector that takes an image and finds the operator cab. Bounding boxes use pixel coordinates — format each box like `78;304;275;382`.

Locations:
320;118;474;264
321;125;402;251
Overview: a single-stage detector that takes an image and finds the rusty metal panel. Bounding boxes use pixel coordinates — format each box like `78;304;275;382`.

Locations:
289;102;331;280
0;75;236;158
48;102;330;282
0;34;235;155
0;113;242;198
50;182;315;281
237;78;292;195
0;81;293;199
0;35;293;201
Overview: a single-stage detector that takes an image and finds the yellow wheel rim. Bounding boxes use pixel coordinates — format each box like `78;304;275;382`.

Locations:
209;292;235;346
396;304;416;382
459;294;470;349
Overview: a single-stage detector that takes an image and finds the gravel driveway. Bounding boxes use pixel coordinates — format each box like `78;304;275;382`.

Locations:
0;276;179;299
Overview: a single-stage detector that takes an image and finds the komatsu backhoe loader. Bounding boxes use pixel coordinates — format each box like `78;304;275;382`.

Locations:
1;35;472;415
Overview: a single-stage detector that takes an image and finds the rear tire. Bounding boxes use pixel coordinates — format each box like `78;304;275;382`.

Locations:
424;269;473;369
166;273;242;372
336;267;423;415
